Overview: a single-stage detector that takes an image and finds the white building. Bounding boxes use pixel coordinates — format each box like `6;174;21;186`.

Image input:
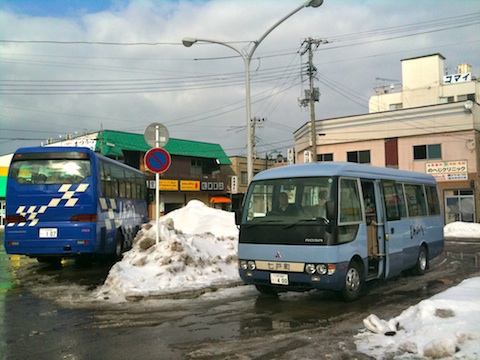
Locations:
294;53;479;224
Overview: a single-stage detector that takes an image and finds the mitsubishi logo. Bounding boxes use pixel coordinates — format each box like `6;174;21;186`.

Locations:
275;251;282;259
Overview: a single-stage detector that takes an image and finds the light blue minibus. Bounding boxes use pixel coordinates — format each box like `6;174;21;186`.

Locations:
237;162;444;301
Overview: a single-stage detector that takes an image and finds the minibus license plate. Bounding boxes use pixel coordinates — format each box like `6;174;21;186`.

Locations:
39;228;58;238
270;273;288;285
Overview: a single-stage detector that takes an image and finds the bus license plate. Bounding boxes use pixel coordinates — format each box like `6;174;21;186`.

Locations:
39;228;58;238
270;273;289;285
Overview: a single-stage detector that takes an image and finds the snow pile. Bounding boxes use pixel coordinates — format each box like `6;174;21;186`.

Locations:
93;200;240;302
444;221;480;239
355;277;480;359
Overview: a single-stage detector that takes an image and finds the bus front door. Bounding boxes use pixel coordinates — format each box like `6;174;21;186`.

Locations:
365;180;387;279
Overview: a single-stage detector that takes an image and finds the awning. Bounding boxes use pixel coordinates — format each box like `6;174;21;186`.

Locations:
209;196;232;204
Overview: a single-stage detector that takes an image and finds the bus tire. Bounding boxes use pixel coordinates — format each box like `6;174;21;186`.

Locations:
412;245;428;276
255;285;278;296
114;231;124;261
37;256;62;267
340;261;363;302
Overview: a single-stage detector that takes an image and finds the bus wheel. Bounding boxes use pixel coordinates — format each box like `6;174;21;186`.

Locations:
255;285;278;296
37;256;62;267
340;261;363;302
412;245;428;275
114;231;124;261
75;254;93;267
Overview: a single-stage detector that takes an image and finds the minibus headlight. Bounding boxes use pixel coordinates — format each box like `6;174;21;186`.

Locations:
239;260;248;270
305;264;316;274
247;261;256;271
316;264;327;275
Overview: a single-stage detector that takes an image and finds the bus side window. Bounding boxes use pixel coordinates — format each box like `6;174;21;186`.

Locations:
425;185;441;215
383;181;402;221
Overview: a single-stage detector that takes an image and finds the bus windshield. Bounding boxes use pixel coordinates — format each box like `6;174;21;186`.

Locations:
10;159;91;185
242;176;335;223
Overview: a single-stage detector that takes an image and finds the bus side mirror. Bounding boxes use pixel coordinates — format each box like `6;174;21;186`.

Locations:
234;209;242;225
326;201;335;221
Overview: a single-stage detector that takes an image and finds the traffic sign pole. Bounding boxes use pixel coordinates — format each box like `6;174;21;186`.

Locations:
144;123;170;245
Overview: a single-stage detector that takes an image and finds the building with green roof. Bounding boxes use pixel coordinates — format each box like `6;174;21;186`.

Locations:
0;130;235;224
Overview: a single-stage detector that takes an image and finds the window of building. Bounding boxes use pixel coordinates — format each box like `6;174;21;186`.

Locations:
413;144;441;160
317;153;333;162
444;189;475;224
240;171;248;185
457;93;475;102
347;150;370;164
190;159;202;176
389;103;403;110
439;96;454;104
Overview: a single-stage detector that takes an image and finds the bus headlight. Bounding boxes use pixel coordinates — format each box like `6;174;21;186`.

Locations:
305;263;316;274
247;261;256;270
316;264;327;275
239;260;248;270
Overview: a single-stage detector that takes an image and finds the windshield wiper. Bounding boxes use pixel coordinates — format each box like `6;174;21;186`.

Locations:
284;217;329;229
243;219;283;228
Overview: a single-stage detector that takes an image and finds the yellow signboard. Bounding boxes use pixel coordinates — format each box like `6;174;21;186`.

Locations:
159;179;178;191
180;180;200;191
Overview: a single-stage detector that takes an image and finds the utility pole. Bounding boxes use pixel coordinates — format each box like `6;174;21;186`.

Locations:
299;37;328;162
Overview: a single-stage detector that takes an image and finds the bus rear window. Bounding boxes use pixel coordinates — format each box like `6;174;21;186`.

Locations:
10;159;91;185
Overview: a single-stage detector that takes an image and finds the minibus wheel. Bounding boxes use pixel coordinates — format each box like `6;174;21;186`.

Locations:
412;245;428;275
340;261;363;301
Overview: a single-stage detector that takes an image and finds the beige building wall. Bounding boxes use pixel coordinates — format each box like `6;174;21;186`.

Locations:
369;53;477;112
294;53;479;223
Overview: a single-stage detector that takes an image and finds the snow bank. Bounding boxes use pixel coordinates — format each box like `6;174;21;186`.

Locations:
444;221;480;239
93;200;240;302
355;277;480;359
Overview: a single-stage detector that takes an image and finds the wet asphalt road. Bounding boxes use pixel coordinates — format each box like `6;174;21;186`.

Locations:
1;232;479;360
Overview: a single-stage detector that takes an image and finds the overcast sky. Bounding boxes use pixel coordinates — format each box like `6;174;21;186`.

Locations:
1;0;479;157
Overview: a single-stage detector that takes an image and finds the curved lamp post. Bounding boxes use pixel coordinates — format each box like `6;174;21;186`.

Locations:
183;0;324;184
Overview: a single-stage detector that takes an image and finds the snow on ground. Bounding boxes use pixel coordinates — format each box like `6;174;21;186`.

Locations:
93;200;480;358
355;277;480;359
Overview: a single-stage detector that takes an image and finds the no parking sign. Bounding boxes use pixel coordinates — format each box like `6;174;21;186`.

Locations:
144;147;171;174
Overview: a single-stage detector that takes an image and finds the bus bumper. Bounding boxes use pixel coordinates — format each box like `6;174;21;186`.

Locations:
239;266;348;292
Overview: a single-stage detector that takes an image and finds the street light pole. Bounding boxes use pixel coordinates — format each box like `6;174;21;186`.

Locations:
183;0;324;184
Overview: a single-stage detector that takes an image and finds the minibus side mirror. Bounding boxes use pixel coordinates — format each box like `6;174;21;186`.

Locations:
234;209;242;225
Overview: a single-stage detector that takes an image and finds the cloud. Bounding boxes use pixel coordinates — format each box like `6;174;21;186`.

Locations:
1;0;479;156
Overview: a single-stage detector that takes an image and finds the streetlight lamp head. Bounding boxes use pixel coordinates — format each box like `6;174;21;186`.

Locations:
182;38;197;47
306;0;324;7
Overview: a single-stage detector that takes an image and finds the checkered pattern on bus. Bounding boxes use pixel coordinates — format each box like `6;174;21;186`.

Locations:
7;184;89;227
99;198;137;246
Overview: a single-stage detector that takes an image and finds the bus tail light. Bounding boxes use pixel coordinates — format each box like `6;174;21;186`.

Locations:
70;214;98;222
6;215;27;224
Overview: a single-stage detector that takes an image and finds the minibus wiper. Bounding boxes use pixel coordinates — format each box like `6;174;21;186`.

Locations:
243;219;283;229
284;217;329;229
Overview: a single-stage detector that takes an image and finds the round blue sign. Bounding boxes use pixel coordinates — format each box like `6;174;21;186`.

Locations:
144;147;171;174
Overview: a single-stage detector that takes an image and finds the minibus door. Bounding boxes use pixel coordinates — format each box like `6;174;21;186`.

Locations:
364;180;387;279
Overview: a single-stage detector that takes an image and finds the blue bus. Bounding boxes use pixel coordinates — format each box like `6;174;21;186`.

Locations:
237;162;444;301
4;146;149;265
